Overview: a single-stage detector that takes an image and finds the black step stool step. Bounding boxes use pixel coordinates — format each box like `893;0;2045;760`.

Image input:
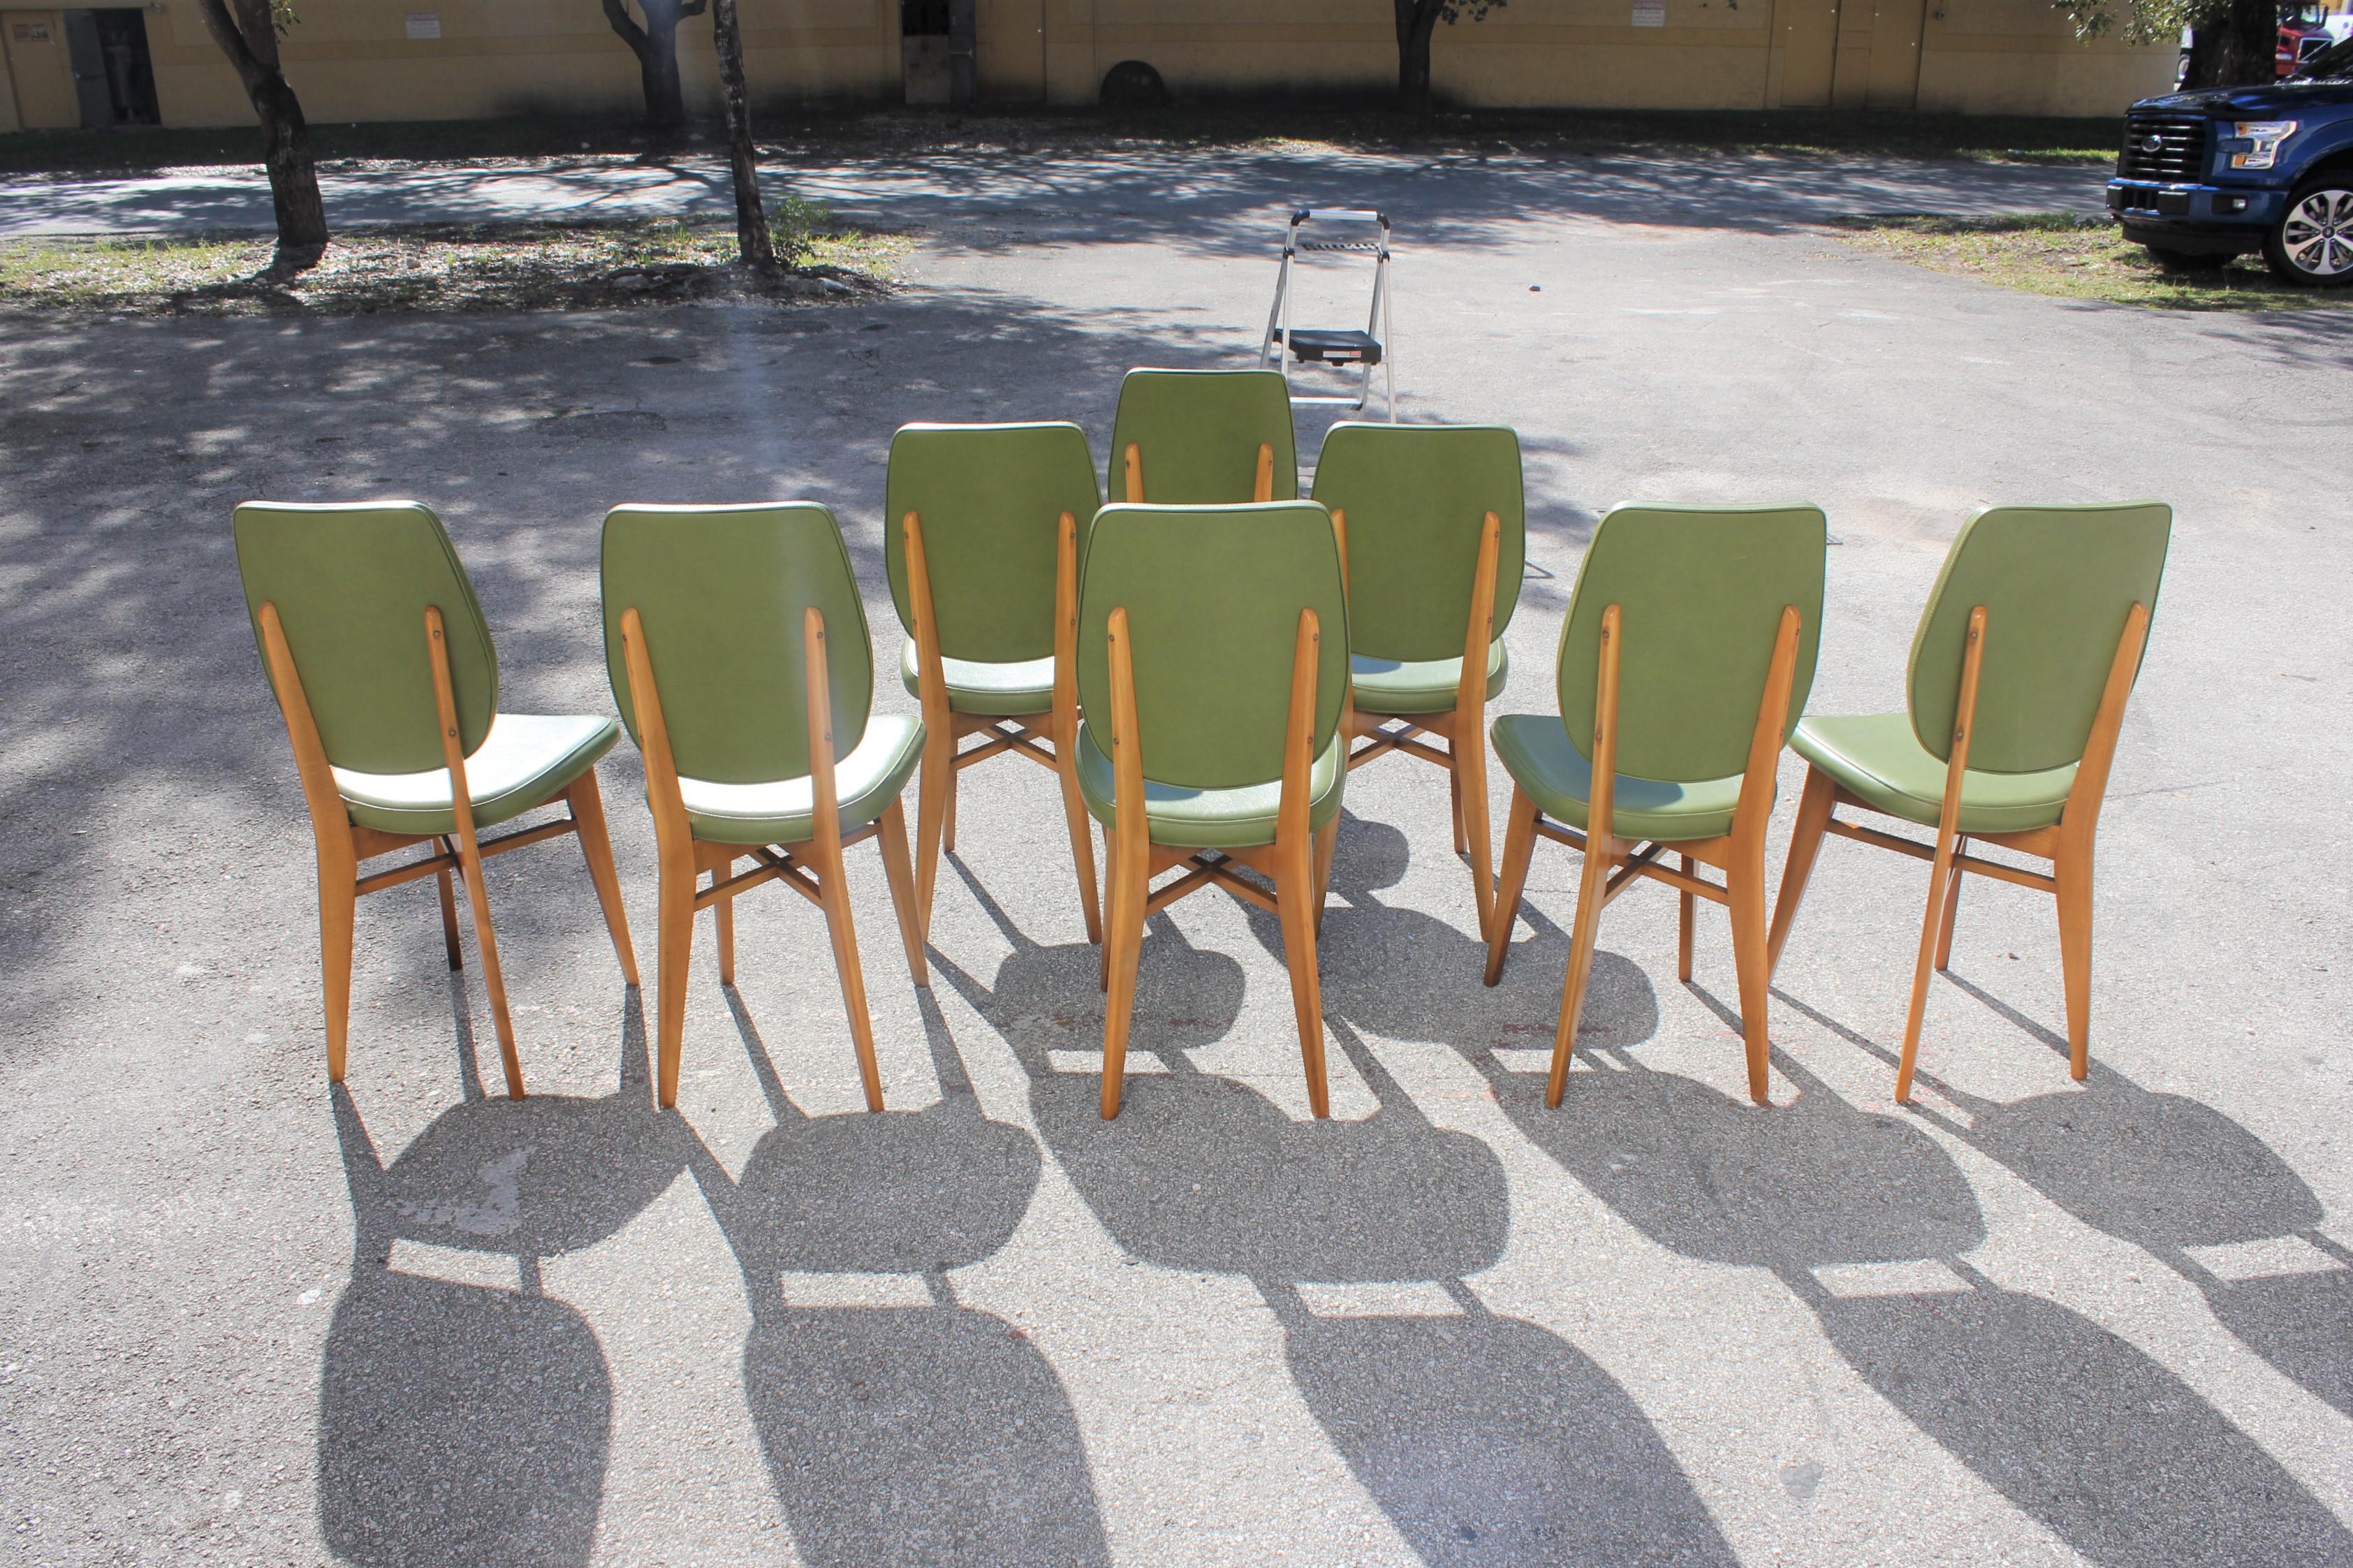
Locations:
1273;328;1383;366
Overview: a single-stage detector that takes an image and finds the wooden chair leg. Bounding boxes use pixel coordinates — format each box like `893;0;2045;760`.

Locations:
1898;828;1964;1104
1457;726;1495;942
420;604;523;1099
1275;831;1331;1119
2054;840;2095;1082
1449;760;1467;856
1483;787;1539;986
449;836;525;1101
1727;849;1773;1106
876;798;930;988
1546;830;1613;1108
319;863;358;1083
1766;764;1838;976
710;855;736;986
1098;826;1117;994
434;863;462;972
1676;853;1695;983
943;760;960;854
1098;835;1148;1118
1312;814;1338;936
1059;751;1104;946
914;722;952;941
566;770;640;987
812;843;886;1114
1899;603;1986;1104
654;849;696;1111
1933;837;1966;972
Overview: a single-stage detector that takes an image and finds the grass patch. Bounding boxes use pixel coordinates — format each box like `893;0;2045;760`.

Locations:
1827;212;2351;310
0;105;2121;177
0;217;907;316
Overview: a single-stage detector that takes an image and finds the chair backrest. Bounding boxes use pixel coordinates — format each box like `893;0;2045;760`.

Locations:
1108;368;1300;504
1557;504;1827;784
882;421;1102;663
1078;502;1349;791
1907;501;2171;773
233;500;499;774
1309;421;1526;660
601;503;873;784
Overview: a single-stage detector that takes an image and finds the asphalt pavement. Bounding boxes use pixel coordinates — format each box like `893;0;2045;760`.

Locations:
0;145;2112;237
1;145;2349;1567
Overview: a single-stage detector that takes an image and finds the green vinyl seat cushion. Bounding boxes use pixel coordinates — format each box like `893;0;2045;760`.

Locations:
1351;640;1507;716
1793;712;2076;835
1490;714;1745;843
675;715;925;847
897;640;1055;717
332;712;618;837
1074;723;1344;849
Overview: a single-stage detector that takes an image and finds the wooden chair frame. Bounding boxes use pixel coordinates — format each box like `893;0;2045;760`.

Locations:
255;601;639;1100
902;507;1104;948
1122;441;1277;506
1333;506;1504;938
1096;604;1338;1120
1765;601;2152;1103
617;604;928;1113
1484;603;1804;1108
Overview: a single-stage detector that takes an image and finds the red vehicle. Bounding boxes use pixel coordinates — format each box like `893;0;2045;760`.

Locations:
2280;15;2338;76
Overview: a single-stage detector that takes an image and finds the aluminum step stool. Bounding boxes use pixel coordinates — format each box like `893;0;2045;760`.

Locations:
1259;207;1394;422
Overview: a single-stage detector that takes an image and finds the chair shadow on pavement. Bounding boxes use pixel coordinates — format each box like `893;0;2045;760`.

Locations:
935;850;1507;1281
319;984;690;1568
1819;972;2353;1423
1490;1039;2353;1568
934;860;1738;1567
1265;1278;1740;1568
1259;813;1658;1060
689;983;1109;1568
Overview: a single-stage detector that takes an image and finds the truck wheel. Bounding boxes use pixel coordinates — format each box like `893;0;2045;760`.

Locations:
2144;246;2228;272
2262;179;2353;286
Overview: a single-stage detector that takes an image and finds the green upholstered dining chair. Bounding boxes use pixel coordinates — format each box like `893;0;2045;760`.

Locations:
1077;501;1351;1119
1108;367;1300;506
884;421;1105;945
601;503;928;1113
1765;501;2171;1103
1484;504;1826;1108
1310;421;1525;938
233;501;639;1100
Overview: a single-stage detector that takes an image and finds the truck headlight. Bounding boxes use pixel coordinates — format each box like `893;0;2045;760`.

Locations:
2222;121;2299;170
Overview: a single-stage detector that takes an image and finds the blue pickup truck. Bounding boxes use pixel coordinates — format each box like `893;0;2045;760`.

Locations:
2108;36;2353;286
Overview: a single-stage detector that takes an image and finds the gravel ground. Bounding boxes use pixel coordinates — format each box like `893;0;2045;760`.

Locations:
1;147;2348;1567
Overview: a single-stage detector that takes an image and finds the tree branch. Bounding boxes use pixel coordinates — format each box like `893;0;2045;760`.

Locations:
192;0;269;94
230;0;281;71
599;0;650;56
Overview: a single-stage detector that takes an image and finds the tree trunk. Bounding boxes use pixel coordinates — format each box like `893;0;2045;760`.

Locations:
2182;0;2277;89
194;0;327;273
600;0;706;131
1395;1;1440;126
710;0;776;270
639;15;684;128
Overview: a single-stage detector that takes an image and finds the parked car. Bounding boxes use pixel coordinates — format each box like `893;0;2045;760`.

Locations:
2279;22;2334;77
2109;36;2353;285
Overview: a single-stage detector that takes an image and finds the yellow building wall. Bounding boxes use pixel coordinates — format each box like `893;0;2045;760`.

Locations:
3;9;80;129
1009;0;2167;113
1436;0;1777;110
117;0;2170;128
0;14;24;131
1917;0;2173;116
144;0;898;128
977;0;1048;100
